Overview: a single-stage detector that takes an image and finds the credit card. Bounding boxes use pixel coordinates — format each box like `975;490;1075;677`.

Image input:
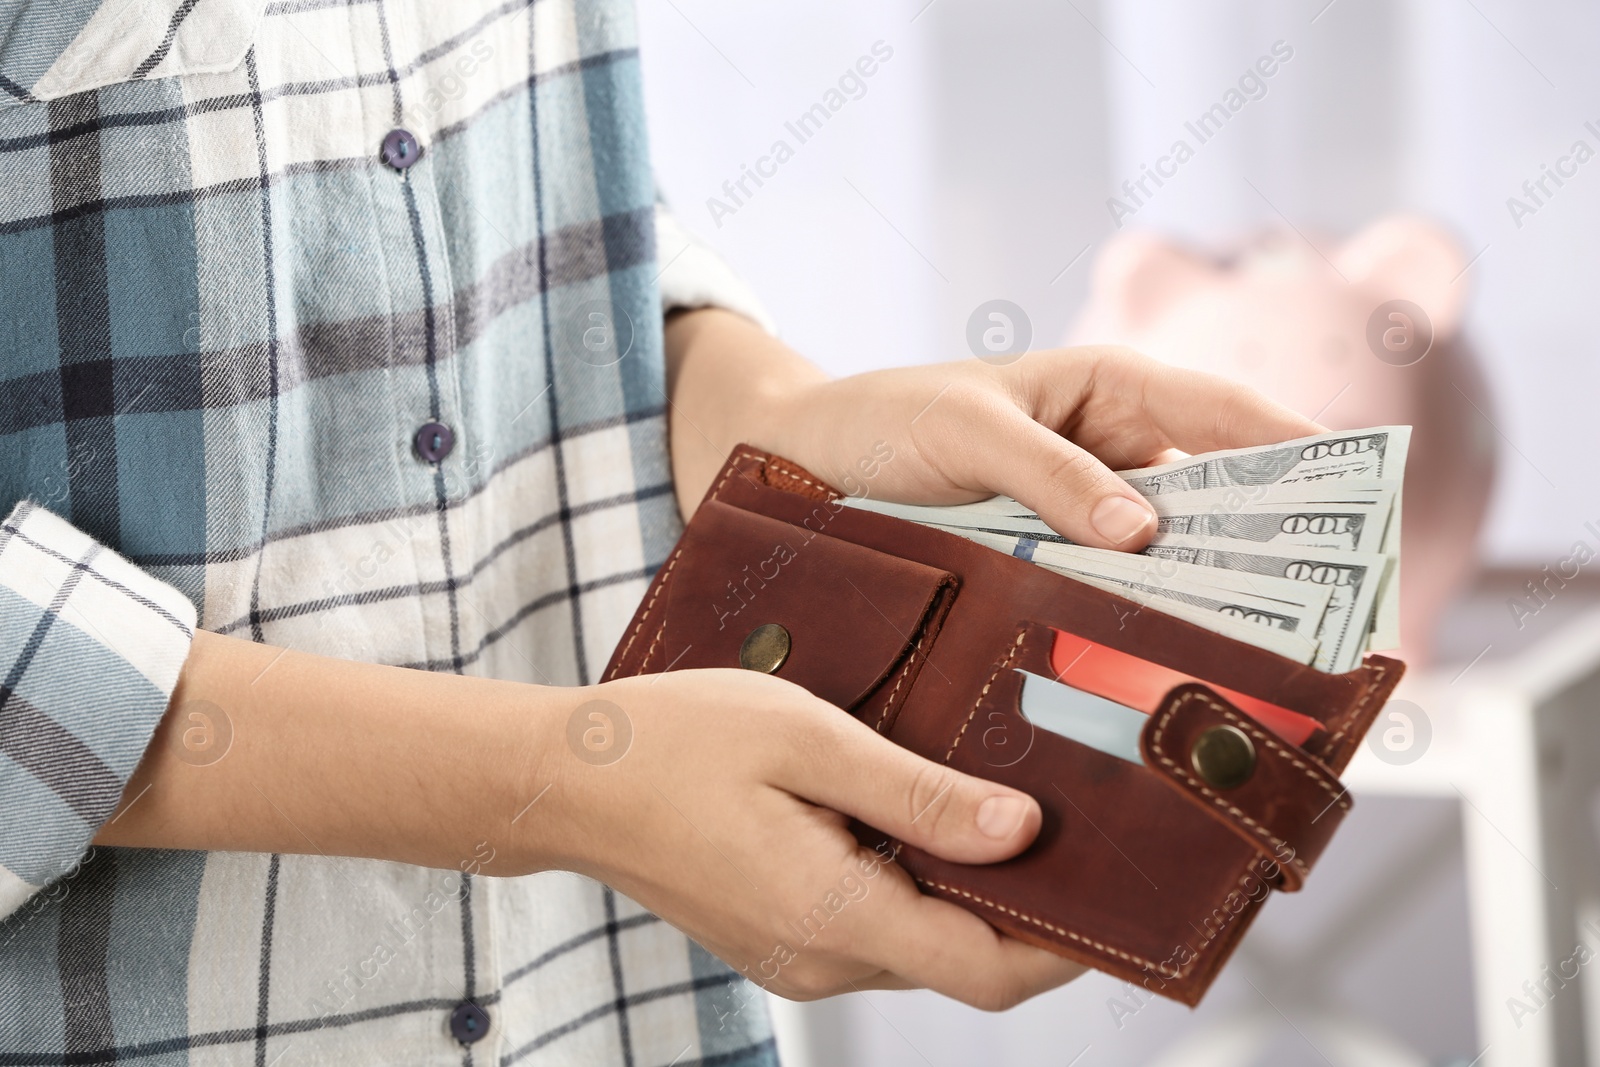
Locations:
1015;669;1146;765
1049;628;1322;746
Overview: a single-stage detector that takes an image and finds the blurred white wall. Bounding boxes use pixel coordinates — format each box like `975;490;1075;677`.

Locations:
638;2;940;369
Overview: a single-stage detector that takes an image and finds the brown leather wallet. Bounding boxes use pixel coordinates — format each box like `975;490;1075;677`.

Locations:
603;446;1404;1005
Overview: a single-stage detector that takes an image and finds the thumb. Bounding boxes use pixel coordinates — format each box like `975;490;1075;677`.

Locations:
984;410;1156;551
782;711;1042;864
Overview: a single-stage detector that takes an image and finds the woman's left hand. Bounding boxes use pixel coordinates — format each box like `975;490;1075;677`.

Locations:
664;307;1323;550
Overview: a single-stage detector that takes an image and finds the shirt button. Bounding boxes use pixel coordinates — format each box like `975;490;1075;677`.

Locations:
414;421;454;463
448;1001;491;1045
381;128;422;170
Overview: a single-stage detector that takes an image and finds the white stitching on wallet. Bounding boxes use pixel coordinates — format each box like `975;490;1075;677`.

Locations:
731;450;834;497
610;545;683;679
612;452;770;680
876;630;927;733
1325;661;1390;750
943;628;1027;762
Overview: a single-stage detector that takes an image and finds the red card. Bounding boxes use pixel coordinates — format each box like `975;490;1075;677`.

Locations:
1049;628;1323;746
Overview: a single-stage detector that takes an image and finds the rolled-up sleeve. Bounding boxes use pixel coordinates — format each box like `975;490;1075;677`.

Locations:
654;203;779;335
0;500;196;919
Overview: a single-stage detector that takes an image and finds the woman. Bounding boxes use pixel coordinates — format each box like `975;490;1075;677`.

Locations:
0;0;1318;1061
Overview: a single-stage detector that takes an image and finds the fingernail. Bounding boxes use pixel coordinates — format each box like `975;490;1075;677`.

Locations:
976;795;1029;840
1091;495;1153;545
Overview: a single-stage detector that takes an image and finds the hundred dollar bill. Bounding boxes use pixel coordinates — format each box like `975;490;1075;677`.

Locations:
1145;482;1401;647
1138;535;1387;672
848;491;1393;561
1116;427;1411;495
1060;570;1318;665
894;480;1398;516
1148;502;1391;555
1137;479;1397;509
950;527;1332;651
842;426;1409;665
973;530;1335;619
1118;428;1409;651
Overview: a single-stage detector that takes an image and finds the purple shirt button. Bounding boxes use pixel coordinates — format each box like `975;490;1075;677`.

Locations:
381;128;422;170
414;421;454;463
448;1001;490;1044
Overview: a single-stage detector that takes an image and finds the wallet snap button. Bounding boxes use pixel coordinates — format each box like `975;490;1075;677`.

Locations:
1191;725;1256;789
739;623;791;674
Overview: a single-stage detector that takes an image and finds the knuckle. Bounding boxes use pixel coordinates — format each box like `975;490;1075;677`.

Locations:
922;384;1008;449
783;707;854;777
905;761;964;839
761;685;841;749
1081;343;1145;378
1041;447;1115;498
1209;386;1266;444
966;976;1028;1013
777;959;843;1001
1044;446;1100;483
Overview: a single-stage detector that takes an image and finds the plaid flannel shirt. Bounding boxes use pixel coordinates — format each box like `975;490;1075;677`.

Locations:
0;0;778;1062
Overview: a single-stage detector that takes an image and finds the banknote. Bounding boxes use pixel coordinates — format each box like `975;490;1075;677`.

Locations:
1116;427;1412;496
849;491;1393;580
1002;534;1336;627
1141;481;1402;649
1120;431;1408;652
841;425;1408;670
1149;503;1390;555
1139;536;1387;672
949;528;1332;651
1137;479;1397;511
888;479;1396;519
1050;569;1317;664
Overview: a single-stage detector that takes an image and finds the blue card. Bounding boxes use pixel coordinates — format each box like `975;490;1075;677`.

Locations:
1015;669;1147;766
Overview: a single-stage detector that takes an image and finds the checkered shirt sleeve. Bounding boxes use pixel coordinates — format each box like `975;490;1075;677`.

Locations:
0;500;195;919
656;205;778;335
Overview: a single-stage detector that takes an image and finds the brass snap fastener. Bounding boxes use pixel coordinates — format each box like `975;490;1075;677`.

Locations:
1190;724;1256;790
739;623;791;674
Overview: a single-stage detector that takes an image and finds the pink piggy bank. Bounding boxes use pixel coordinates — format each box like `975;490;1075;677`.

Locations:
1068;217;1497;664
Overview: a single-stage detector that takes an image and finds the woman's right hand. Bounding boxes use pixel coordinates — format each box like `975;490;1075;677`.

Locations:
521;668;1086;1009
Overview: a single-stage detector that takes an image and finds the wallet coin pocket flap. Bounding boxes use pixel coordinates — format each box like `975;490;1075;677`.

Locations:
644;499;957;711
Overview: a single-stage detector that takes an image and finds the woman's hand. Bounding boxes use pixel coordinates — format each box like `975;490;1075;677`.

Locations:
665;308;1323;548
531;668;1086;1008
